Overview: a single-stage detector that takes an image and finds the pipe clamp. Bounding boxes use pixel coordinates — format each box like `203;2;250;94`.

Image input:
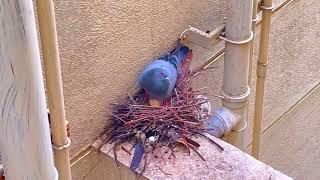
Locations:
52;137;71;150
219;31;253;45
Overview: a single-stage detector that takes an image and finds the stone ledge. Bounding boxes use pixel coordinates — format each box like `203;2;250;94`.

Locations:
92;135;292;180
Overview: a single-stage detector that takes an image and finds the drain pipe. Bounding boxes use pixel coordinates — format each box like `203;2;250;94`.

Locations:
36;0;72;179
252;0;274;159
181;1;253;150
249;0;259;86
216;0;253;150
0;0;57;179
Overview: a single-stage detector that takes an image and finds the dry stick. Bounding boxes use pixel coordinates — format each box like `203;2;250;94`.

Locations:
184;137;200;147
177;140;191;155
168;143;176;159
103;66;223;173
128;92;137;105
156;166;173;176
130;140;137;152
111;113;127;123
197;132;224;152
114;140;120;167
128;97;139;118
125;116;150;125
131;104;162;109
189;145;206;162
121;146;132;155
137;155;148;179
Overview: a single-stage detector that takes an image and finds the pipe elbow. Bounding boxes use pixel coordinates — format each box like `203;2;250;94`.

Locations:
204;107;238;138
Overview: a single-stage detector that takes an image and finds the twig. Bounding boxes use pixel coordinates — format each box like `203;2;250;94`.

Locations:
121;145;132;155
189;145;206;161
114;140;120;167
197;132;224;152
156;166;173;176
99;64;221;174
128;92;137;105
111;113;126;123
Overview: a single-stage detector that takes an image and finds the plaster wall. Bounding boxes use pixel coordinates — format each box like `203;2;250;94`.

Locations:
52;0;227;156
36;0;320;179
254;0;320;179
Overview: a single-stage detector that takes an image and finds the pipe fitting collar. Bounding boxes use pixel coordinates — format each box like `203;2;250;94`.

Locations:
260;2;275;11
204;107;236;137
220;86;251;103
52;137;71;150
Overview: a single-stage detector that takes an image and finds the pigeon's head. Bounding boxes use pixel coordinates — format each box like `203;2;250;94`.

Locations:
139;68;170;107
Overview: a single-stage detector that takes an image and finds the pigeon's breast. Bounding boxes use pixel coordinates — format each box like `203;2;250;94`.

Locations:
139;60;177;99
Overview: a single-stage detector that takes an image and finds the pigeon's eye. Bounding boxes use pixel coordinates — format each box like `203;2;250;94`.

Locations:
160;72;165;76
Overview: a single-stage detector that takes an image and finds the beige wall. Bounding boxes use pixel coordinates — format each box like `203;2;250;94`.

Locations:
251;0;320;179
249;0;320;134
53;0;228;156
44;0;320;179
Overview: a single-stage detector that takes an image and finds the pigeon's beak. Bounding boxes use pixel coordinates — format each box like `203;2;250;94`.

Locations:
149;99;161;107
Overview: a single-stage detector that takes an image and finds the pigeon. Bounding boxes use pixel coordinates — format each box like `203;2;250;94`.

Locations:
138;41;190;107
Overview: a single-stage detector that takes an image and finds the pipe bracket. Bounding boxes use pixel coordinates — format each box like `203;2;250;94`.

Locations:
180;24;225;49
218;31;254;45
260;2;275;11
52;137;71;150
220;86;251;103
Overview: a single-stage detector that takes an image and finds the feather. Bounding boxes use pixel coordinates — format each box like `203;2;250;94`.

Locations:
130;142;145;171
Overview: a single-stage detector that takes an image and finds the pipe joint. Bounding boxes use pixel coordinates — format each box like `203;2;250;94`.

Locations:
220;86;251;103
257;61;269;78
52;137;71;150
260;2;275;11
204;107;237;138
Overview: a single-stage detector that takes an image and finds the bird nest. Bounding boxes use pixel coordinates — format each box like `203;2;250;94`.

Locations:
99;67;223;175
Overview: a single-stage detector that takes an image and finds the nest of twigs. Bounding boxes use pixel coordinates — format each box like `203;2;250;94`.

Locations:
99;69;223;175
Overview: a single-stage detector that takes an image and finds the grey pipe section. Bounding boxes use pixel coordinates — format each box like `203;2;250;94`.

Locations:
204;107;237;138
219;0;253;149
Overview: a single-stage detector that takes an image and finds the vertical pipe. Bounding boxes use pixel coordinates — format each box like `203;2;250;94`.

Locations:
252;0;273;159
249;0;259;86
36;0;72;179
246;0;259;153
222;0;253;150
0;0;58;179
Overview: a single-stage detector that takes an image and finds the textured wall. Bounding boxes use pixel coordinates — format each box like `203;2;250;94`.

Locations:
53;0;227;156
254;0;320;179
43;0;320;178
245;0;320;148
260;85;320;180
249;0;320;133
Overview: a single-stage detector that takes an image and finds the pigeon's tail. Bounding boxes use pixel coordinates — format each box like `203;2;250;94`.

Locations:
168;44;190;69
